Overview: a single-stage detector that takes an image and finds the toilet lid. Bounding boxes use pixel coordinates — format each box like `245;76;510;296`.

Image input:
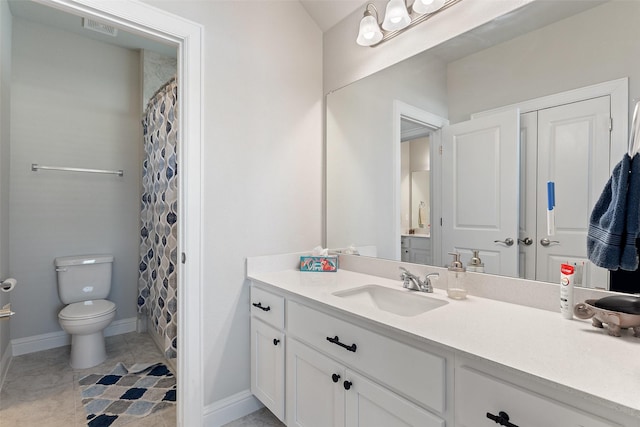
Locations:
59;299;116;320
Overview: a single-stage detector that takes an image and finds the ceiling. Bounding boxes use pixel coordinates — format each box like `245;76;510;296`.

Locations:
8;0;365;56
8;0;177;57
300;0;368;32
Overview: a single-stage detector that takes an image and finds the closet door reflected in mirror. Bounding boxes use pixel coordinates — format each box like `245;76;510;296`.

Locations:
532;96;611;287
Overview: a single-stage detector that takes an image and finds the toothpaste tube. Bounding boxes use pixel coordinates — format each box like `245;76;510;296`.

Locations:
560;263;575;319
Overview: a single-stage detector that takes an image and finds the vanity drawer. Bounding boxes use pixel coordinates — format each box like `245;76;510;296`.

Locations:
251;286;285;329
287;300;446;414
455;366;619;427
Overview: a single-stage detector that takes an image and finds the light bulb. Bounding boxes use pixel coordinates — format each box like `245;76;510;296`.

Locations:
382;0;411;31
412;0;445;15
356;13;383;46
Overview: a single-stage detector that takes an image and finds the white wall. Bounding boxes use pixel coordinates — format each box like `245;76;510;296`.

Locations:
0;0;12;385
140;0;323;410
326;52;446;259
9;18;141;340
447;1;640;123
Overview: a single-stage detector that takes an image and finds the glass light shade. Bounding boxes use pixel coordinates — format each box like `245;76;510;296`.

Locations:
382;0;411;31
412;0;445;15
357;14;383;46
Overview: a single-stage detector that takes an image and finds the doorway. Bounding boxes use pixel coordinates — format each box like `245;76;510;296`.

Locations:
4;0;203;424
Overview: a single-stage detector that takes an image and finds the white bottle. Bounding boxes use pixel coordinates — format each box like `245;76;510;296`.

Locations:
447;252;467;299
560;263;575;319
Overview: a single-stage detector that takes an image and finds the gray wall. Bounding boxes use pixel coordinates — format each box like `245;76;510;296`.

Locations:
447;1;640;123
0;0;12;381
9;18;141;340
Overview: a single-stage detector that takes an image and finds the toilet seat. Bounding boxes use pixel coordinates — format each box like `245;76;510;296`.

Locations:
59;299;116;321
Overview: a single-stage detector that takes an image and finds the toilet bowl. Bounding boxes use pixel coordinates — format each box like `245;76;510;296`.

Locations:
55;254;117;369
58;299;116;369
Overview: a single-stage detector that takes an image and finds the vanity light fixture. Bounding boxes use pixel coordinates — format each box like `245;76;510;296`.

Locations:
356;0;461;47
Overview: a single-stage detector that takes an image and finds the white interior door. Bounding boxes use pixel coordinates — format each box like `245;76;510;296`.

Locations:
536;96;611;288
442;109;519;275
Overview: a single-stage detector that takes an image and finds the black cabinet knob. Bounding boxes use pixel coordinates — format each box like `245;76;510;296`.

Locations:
332;373;340;383
343;380;352;390
273;338;280;346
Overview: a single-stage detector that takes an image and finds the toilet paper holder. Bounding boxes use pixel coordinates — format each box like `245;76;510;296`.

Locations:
1;278;16;292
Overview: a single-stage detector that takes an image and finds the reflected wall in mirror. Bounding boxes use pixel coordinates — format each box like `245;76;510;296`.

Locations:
326;0;640;291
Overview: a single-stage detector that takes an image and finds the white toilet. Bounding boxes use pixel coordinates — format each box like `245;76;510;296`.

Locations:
55;254;117;369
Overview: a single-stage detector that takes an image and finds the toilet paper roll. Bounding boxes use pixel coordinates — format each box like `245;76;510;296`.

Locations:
1;278;16;292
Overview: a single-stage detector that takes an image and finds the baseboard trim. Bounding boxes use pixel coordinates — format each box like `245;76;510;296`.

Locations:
10;317;137;356
203;389;263;427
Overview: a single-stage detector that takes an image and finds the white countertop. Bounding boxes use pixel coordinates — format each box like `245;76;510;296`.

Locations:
248;267;640;418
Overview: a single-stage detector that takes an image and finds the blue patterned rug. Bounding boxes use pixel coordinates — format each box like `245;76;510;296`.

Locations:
78;362;176;427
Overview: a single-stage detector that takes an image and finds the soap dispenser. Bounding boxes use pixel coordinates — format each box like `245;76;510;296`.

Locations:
447;252;467;299
467;250;484;273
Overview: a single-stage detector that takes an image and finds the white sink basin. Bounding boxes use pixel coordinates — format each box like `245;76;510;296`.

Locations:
332;285;448;317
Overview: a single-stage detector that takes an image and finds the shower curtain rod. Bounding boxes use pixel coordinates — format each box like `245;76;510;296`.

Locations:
31;163;124;177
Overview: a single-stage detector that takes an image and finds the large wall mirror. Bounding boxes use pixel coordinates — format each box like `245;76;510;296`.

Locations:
326;0;640;292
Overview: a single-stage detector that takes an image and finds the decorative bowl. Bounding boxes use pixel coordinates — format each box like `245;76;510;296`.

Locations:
574;299;640;337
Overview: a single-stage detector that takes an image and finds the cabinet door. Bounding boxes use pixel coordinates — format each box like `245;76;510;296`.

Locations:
455;366;619;427
287;338;345;427
345;370;445;427
251;319;285;421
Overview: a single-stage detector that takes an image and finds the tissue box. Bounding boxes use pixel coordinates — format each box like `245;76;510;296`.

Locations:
300;256;338;272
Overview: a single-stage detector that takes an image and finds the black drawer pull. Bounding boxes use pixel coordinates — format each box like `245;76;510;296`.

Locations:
252;302;271;312
273;338;280;346
343;380;352;390
326;336;357;353
331;373;340;383
486;411;519;427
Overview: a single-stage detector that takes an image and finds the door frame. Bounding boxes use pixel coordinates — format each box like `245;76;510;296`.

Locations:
36;1;204;425
392;101;448;264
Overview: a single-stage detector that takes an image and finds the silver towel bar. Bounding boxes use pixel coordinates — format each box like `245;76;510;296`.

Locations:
31;164;124;177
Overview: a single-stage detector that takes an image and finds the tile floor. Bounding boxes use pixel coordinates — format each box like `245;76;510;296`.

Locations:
0;332;176;427
0;332;284;427
223;407;285;427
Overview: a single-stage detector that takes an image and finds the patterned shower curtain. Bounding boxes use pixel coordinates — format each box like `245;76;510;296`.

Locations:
138;77;178;360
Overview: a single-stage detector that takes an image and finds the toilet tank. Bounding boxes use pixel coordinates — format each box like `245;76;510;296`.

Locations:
55;254;114;304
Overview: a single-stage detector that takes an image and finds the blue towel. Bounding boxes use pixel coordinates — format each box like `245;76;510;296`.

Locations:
621;153;640;270
587;154;632;269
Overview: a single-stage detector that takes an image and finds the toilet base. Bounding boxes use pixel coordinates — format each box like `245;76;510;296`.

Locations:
70;331;107;369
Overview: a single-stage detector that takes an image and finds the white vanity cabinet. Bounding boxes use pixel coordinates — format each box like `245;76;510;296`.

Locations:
285;298;449;426
401;236;431;264
250;286;286;421
286;338;444;427
455;359;630;427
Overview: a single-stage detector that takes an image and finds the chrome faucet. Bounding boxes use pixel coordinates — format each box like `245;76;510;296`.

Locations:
399;267;439;293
